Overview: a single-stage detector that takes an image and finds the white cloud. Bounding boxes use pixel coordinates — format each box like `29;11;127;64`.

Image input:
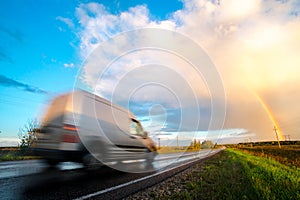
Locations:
56;16;75;28
76;3;177;58
0;138;19;147
63;63;75;68
152;128;253;145
219;0;261;21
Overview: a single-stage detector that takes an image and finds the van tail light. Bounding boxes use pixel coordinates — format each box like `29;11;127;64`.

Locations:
63;124;78;131
62;133;79;143
62;124;79;143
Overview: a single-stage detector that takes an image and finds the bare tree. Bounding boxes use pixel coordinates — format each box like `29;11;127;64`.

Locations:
18;119;40;151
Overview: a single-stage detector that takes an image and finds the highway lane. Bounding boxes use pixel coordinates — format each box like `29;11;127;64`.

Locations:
0;160;84;180
0;149;222;199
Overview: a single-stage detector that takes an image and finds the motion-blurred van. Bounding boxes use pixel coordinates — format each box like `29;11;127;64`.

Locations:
33;90;157;168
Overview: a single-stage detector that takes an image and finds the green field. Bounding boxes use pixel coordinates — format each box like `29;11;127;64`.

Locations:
236;145;300;168
150;148;299;200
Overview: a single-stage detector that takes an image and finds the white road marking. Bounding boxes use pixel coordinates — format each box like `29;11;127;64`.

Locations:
74;148;224;200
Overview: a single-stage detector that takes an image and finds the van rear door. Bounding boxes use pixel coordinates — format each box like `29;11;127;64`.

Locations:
35;94;69;150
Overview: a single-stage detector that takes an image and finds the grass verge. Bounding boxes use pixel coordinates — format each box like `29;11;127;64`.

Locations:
0;149;39;162
0;153;38;162
143;149;299;200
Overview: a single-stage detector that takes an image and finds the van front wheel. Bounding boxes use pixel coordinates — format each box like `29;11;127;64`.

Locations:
83;153;103;170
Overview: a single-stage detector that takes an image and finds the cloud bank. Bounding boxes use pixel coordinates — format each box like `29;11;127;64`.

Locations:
0;75;48;94
0;138;19;147
73;0;300;143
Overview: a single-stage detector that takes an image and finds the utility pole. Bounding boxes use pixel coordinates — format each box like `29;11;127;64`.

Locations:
249;138;253;148
284;135;291;141
158;138;160;150
176;135;179;149
273;126;281;148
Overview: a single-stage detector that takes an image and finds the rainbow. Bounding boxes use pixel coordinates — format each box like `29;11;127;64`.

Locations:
254;93;284;141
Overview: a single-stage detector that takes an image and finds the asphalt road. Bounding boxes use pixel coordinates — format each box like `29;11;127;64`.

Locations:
0;149;222;200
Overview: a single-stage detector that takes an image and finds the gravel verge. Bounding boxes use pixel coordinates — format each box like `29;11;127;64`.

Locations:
124;153;219;200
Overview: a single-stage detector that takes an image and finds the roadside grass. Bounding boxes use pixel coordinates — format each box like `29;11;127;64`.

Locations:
227;149;299;200
0;149;39;162
157;146;220;154
0;152;38;162
151;149;299;200
157;146;189;154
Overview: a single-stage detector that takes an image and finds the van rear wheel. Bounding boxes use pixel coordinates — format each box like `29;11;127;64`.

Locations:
46;159;59;167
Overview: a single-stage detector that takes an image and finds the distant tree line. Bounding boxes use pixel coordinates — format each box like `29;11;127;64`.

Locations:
188;139;215;150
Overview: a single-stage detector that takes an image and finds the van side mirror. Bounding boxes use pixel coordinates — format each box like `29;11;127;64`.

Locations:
144;131;148;139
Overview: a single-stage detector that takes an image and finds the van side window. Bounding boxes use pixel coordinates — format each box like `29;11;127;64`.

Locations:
130;119;144;136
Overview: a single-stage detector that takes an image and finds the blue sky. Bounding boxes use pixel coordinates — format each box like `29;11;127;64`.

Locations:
1;0;300;146
0;1;80;144
0;0;184;146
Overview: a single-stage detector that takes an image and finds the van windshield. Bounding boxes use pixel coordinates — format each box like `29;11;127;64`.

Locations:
129;119;144;137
